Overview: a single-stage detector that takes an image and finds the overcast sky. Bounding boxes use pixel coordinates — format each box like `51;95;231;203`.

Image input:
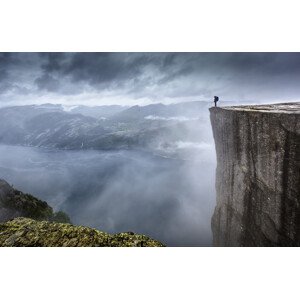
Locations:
0;52;300;107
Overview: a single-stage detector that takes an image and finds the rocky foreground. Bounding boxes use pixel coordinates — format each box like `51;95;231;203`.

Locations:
0;217;163;247
0;179;163;247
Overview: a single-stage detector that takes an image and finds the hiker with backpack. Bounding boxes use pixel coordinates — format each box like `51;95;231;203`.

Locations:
214;96;219;107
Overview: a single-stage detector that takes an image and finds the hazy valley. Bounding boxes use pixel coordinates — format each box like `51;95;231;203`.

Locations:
0;101;216;246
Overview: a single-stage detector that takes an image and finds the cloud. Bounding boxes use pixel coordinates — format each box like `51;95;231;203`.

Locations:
1;52;300;106
0;141;215;246
35;73;60;92
144;115;198;121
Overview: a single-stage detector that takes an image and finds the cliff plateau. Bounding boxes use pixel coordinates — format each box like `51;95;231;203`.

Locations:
210;103;300;246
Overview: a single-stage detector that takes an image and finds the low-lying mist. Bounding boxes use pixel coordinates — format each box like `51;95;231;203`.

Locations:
0;109;216;246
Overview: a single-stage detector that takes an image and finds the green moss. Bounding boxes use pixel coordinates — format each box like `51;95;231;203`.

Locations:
50;211;71;224
0;218;164;247
0;180;163;247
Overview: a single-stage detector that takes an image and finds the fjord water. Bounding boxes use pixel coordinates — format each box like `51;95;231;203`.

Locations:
0;144;215;246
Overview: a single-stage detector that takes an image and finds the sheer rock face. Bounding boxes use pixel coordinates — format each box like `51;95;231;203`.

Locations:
210;103;300;246
0;217;164;247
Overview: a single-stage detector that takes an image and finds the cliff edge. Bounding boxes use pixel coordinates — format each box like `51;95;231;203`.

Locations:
210;103;300;246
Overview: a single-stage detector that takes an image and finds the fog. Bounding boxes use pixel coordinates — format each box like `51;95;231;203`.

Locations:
5;52;296;245
144;115;199;121
0;116;216;246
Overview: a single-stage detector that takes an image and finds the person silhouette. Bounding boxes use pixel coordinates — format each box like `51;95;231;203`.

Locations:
214;96;219;107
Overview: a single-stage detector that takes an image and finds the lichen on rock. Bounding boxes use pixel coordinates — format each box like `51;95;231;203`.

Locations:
0;217;164;247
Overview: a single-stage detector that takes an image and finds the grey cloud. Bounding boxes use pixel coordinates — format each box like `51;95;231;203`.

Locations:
35;73;60;92
1;52;300;106
0;53;13;92
39;52;68;72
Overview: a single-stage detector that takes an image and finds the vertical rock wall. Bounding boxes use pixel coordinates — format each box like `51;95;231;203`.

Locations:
210;103;300;246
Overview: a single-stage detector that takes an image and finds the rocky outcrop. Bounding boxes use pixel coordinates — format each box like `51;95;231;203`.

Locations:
210;103;300;246
0;179;70;223
0;179;164;246
0;217;164;247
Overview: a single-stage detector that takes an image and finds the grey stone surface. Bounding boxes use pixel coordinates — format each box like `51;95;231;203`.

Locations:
210;102;300;246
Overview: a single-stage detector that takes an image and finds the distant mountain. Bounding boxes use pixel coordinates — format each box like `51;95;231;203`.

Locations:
111;103;167;122
0;101;211;152
23;112;108;148
111;101;211;122
0;107;109;148
69;105;128;119
0;105;65;144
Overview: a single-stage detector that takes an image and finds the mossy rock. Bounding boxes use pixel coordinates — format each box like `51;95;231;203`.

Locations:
0;179;163;247
0;218;164;247
50;211;71;224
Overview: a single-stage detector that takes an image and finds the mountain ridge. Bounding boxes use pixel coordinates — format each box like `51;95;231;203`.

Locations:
0;101;211;153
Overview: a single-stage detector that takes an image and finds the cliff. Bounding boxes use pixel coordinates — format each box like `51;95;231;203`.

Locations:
210;103;300;246
0;218;163;247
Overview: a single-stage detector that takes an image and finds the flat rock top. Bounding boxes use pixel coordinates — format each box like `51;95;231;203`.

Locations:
211;102;300;114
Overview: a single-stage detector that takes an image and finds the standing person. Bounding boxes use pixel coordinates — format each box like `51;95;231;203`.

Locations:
214;96;219;107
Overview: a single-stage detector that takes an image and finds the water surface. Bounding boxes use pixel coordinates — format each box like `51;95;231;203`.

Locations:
0;144;215;246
